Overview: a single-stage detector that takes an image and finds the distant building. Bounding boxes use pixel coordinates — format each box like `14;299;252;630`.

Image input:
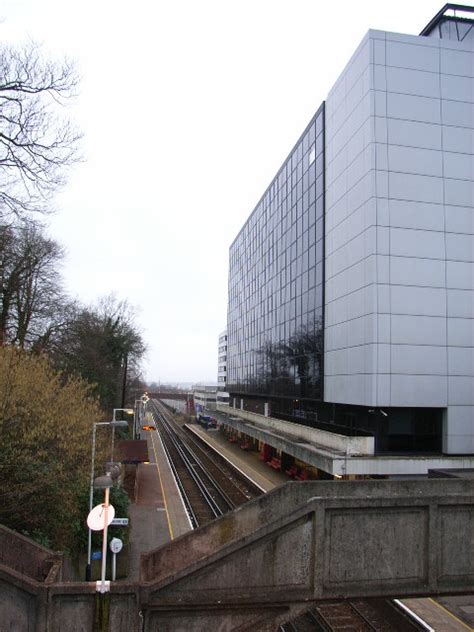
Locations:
217;330;230;405
193;385;217;413
225;5;474;477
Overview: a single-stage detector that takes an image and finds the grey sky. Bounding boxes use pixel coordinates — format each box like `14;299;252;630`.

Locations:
2;0;442;383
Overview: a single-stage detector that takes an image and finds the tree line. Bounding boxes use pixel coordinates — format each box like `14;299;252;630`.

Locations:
0;38;146;411
0;40;146;554
0;223;145;410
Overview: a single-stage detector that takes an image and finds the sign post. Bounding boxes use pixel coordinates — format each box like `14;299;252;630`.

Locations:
109;537;123;581
87;498;115;593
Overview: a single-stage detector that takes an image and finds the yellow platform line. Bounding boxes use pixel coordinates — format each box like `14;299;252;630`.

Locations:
428;598;473;631
150;430;175;540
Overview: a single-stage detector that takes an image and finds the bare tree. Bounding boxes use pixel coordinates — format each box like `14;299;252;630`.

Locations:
0;42;81;219
0;221;66;346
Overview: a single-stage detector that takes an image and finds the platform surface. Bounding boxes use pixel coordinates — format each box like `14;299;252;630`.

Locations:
127;421;291;578
127;430;192;579
401;597;474;631
186;423;289;492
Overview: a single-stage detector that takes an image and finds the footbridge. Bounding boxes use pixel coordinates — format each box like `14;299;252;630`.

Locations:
2;479;473;631
147;391;190;401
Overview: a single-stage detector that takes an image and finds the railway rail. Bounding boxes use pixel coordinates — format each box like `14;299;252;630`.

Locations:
148;398;261;527
280;599;434;632
147;399;436;632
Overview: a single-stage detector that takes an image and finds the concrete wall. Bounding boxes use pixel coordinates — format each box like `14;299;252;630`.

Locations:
2;479;474;630
161;398;187;414
219;403;374;455
0;524;63;582
141;478;474;630
216;406;474;475
324;29;474;453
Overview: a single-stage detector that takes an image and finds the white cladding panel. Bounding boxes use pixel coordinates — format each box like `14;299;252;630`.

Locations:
324;29;474;451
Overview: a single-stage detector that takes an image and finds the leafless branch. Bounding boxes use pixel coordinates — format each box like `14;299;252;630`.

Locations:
0;41;82;220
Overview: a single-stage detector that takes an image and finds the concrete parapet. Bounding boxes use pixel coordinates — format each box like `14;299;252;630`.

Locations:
141;481;311;583
2;479;474;630
141;479;474;605
217;403;375;455
46;583;140;632
0;524;63;582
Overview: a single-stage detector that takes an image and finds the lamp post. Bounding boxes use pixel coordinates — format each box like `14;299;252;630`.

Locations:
86;420;128;582
133;400;141;439
130;394;149;439
133;397;148;438
112;408;134;422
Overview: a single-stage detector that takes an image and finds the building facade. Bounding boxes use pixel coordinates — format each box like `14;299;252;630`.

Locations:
193;386;217;413
217;330;230;404
228;104;325;409
226;5;474;469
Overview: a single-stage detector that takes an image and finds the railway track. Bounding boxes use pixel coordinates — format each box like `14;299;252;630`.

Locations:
280;599;432;632
148;400;432;632
149;399;261;527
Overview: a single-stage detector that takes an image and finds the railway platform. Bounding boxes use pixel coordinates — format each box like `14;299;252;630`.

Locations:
185;422;289;492
401;597;474;631
127;416;291;578
127;429;192;579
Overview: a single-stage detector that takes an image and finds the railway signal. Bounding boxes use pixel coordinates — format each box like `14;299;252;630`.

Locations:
142;425;156;431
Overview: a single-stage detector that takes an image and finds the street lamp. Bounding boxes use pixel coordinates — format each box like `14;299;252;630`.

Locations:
137;394;150;438
112;408;134;421
133;398;147;439
133;400;140;439
86;420;128;582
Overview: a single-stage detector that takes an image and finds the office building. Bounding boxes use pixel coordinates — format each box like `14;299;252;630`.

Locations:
193;385;218;413
225;4;474;476
217;330;230;405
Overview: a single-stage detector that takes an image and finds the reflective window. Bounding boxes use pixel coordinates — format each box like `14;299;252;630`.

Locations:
227;103;325;401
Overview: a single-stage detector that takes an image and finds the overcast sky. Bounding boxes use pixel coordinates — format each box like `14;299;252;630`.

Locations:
2;0;443;383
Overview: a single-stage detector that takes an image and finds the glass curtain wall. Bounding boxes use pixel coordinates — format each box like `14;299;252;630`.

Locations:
227;102;325;402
